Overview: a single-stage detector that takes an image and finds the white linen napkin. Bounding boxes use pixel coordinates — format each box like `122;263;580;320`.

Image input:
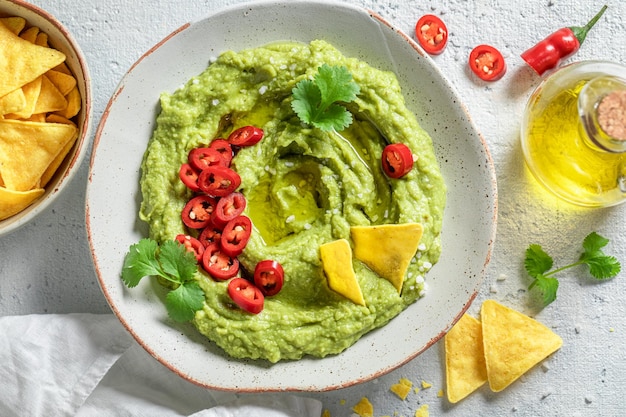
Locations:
0;314;322;417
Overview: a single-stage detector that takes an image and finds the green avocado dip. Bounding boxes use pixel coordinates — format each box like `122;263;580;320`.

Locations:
139;39;446;362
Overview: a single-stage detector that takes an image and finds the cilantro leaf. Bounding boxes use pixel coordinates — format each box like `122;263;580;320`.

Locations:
524;232;621;308
165;281;205;322
529;274;559;306
524;244;553;278
121;238;204;322
159;239;198;282
122;239;162;287
291;64;360;132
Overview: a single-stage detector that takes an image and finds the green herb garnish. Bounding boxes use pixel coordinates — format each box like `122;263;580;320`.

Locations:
291;64;360;132
525;232;621;307
121;238;204;322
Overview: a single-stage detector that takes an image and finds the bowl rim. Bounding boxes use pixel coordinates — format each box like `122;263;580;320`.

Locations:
0;0;92;237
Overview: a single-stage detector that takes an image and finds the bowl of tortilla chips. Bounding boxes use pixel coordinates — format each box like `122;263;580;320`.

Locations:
0;0;91;236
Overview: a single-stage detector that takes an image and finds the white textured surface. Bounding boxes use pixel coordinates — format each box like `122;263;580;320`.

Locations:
2;0;626;415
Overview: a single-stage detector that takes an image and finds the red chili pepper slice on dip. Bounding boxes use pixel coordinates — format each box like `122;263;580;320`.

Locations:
220;215;252;257
208;139;234;166
227;277;264;314
197;165;241;197
174;234;205;262
181;195;217;229
381;143;414;178
179;163;201;192
212;192;247;228
415;14;448;55
201;243;240;280
227;126;264;147
188;147;227;171
198;224;223;248
253;260;284;296
468;44;506;81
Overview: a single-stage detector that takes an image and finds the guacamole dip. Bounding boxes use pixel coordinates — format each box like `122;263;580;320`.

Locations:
140;40;446;362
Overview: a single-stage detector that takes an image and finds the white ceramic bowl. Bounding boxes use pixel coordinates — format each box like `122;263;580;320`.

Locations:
87;0;497;391
0;0;92;236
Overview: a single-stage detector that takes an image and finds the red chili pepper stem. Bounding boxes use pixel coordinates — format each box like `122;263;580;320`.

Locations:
569;4;607;45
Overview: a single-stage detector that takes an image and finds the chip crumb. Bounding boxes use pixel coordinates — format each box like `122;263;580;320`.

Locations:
322;410;331;417
415;404;429;417
421;380;432;389
437;389;444;398
352;397;374;417
390;377;413;400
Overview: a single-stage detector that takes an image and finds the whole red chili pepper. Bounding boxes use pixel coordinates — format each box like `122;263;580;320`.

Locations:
521;5;607;76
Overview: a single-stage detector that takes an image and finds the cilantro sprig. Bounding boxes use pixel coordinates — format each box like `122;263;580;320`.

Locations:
525;232;621;307
122;238;204;322
291;64;360;132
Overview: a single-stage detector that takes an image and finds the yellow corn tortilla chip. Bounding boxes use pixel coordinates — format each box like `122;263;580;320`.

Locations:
0;186;44;220
5;76;42;119
481;300;563;392
35;32;48;47
0;88;26;115
0;17;26;35
54;86;81;119
33;75;67;114
445;313;488;403
39;134;77;188
19;26;38;43
0;119;77;191
0;23;65;97
45;69;77;96
45;113;76;126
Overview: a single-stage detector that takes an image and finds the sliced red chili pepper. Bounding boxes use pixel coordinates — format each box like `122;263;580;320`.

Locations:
227;277;264;314
209;139;234;166
415;14;448;55
201;243;239;280
220;215;252;257
227;126;264;147
197;165;241;197
188;147;227;171
212;192;247;228
181;195;217;229
198;224;222;248
381;143;414;179
253;260;284;296
468;44;506;81
174;234;205;262
521;5;607;76
179;163;201;192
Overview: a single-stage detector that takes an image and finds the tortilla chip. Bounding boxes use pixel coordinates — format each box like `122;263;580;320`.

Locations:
54;86;81;119
45;69;77;96
45;113;76;126
320;238;365;306
39;134;77;188
0;23;65;97
0;17;26;35
52;61;72;75
35;32;48;47
4;76;42;119
445;313;488;403
0;119;77;191
0;88;26;115
481;300;563;392
0;186;45;220
19;26;38;43
33;75;67;114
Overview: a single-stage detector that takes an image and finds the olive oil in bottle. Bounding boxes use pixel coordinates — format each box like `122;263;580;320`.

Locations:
521;61;626;207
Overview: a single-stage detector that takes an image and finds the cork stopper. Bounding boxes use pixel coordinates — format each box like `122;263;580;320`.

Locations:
597;90;626;141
